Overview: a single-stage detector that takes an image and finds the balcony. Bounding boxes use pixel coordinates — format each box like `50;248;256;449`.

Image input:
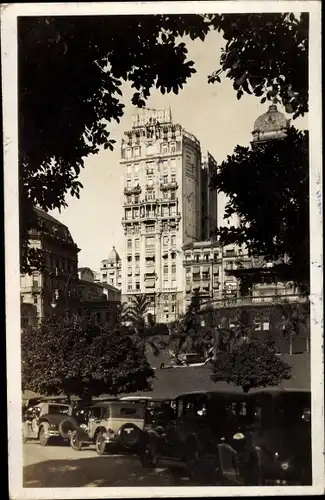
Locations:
160;182;178;191
124;185;142;195
212;294;307;309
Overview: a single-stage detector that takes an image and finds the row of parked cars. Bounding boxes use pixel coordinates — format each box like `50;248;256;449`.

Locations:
22;388;311;486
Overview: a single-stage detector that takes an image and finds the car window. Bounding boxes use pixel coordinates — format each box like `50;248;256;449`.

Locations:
89;407;103;420
47;405;70;415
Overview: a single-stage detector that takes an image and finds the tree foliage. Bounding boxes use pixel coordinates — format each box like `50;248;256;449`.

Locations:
211;339;292;393
169;291;213;359
121;294;163;356
210;127;309;292
19;13;308;273
19;15;210;272
207;13;308;118
21;315;154;399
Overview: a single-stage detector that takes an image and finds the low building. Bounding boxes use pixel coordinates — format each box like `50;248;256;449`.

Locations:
183;240;309;355
77;278;121;326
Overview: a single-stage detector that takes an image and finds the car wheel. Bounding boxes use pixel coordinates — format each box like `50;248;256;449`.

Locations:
70;430;83;451
139;438;159;468
185;440;202;479
22;428;28;444
39;426;49;446
95;431;107;456
244;453;264;486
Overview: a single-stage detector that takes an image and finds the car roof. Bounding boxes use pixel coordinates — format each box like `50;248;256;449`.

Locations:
175;390;248;399
90;401;144;409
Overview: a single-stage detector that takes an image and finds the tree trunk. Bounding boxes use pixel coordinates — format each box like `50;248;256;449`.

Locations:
66;393;71;404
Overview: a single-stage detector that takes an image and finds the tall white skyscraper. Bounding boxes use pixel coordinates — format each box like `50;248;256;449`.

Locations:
120;109;217;323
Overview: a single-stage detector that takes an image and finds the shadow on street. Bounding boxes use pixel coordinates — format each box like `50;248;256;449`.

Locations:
23;455;224;487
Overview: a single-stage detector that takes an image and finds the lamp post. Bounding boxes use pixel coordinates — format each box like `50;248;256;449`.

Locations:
50;269;77;318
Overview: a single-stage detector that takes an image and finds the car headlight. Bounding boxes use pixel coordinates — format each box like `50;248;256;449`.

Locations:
280;461;290;471
233;432;245;440
49;423;57;429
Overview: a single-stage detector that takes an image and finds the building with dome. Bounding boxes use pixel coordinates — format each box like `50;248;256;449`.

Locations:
20;208;80;327
99;246;122;289
252;104;290;144
180;104;309;356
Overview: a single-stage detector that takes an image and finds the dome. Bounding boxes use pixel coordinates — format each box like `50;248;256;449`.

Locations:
108;246;120;261
253;105;289;133
33;207;76;246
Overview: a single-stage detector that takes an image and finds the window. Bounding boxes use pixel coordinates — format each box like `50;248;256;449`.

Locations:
162;206;169;217
162;160;168;171
134;225;140;233
163;191;169;200
170;158;176;171
146;225;155;233
262;321;270;331
170;205;176;216
127;239;132;250
171;173;176;183
126;179;131;188
135;238;140;250
127;256;132;262
145;236;155;248
134;147;140;158
126;164;132;175
170;191;176;200
134;195;139;204
163;236;168;246
171;279;176;289
135;282;140;290
162;174;168;184
171;235;176;246
146;143;155;155
126;195;132;204
126;148;132;159
225;261;234;271
134;178;139;185
125;209;131;220
171;264;176;274
126;226;132;235
204;253;209;261
164;265;168;274
170;142;176;153
133;208;139;218
128;284;132;291
161;143;168;154
163;280;168;289
171;252;176;260
172;294;176;301
135;254;140;261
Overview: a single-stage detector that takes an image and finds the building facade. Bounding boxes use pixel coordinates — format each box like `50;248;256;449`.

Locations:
77;271;121;326
20;208;80;327
99;247;122;289
120;109;217;323
182;104;309;355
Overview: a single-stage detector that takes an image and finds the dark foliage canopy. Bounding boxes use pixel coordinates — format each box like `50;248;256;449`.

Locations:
210;127;309;292
19;13;308;273
21;315;154;398
211;339;292;393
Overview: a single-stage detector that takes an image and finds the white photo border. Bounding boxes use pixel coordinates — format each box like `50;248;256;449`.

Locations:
2;1;323;498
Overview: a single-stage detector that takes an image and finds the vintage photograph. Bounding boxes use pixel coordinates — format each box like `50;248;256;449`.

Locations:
2;1;323;498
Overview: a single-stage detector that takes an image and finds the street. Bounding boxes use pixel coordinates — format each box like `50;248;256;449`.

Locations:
23;441;218;487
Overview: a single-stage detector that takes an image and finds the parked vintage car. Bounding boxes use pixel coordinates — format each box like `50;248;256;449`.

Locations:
22;401;74;446
138;390;251;481
241;389;312;485
66;400;146;455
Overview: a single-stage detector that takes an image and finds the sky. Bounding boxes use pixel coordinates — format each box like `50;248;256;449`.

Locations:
51;29;307;272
